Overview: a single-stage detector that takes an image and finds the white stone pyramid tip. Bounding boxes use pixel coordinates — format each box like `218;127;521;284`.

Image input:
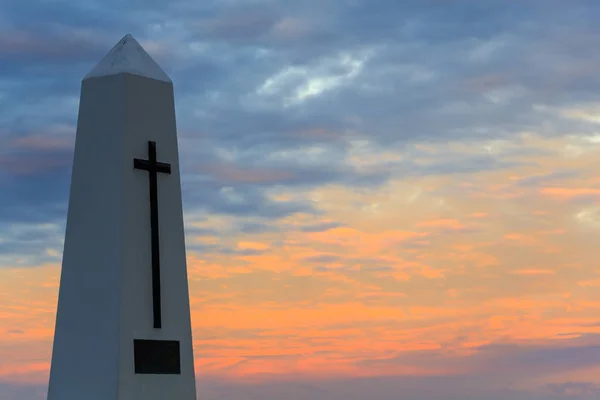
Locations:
84;34;172;83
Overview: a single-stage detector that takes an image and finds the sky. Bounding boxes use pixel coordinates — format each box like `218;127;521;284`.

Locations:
2;0;600;399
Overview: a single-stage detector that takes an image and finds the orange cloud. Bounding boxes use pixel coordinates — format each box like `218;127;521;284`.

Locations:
510;269;556;276
416;218;464;229
540;187;600;199
5;132;600;390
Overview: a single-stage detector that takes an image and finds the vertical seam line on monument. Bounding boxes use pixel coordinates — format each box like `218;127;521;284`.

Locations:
117;74;126;388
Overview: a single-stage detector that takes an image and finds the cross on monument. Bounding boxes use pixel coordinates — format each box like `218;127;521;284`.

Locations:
134;140;171;329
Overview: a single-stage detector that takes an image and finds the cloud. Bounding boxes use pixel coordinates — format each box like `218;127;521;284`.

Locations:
514;170;581;188
0;382;46;400
182;183;314;218
0;29;103;63
6;377;600;400
354;336;600;383
3;0;597;238
193;376;600;400
193;7;280;41
5;1;600;399
541;188;600;201
298;221;342;233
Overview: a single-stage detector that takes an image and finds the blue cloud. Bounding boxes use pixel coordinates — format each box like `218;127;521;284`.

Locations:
3;0;600;268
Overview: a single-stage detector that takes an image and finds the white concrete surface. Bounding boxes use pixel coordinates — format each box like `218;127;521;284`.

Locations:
85;34;171;83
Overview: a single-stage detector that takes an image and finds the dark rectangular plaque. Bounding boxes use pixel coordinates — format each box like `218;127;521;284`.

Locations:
134;339;181;374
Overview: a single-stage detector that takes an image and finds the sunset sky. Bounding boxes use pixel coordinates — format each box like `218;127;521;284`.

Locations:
3;0;600;399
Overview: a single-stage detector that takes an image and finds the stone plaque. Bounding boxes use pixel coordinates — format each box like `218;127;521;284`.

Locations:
134;339;181;374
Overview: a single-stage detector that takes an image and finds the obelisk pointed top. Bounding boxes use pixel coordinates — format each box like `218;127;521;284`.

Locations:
84;34;171;83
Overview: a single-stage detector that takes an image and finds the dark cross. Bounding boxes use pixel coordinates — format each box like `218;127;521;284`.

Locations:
134;141;171;329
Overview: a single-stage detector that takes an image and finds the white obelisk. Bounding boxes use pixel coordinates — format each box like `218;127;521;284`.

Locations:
47;34;196;400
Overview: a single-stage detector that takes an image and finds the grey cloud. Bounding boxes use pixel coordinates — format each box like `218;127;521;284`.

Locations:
0;221;65;266
184;226;221;237
182;180;315;218
313;266;342;272
0;382;46;400
217;248;267;256
399;240;430;249
514;171;581;188
183;218;280;239
185;241;267;258
302;254;340;264
195;375;600;400
0;166;70;225
0;127;73;227
2;0;600;272
5;377;600;400
567;194;600;206
358;335;600;380
544;381;600;397
299;222;342;232
192;160;391;188
0;29;104;63
238;220;278;234
193;7;280;41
